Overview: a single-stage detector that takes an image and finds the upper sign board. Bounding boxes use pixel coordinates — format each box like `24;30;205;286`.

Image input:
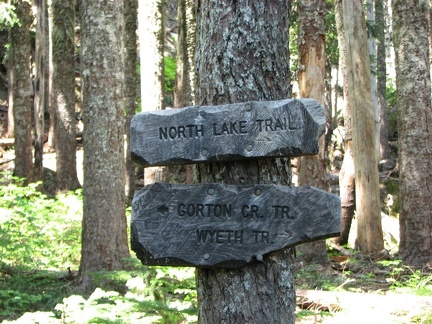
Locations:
131;99;325;167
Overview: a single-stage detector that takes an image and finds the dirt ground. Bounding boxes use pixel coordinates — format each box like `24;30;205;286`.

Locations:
296;289;432;323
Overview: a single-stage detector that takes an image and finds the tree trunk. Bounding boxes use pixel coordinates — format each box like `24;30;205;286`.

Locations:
334;0;355;246
11;0;34;184
366;0;380;160
138;0;164;111
342;0;384;256
174;0;195;108
33;0;47;182
194;1;296;322
79;0;130;275
50;0;81;192
393;0;432;265
375;0;391;160
138;0;166;185
295;0;328;264
124;0;138;203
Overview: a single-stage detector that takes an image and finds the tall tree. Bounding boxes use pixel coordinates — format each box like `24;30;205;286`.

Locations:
138;0;164;111
194;1;295;322
295;0;328;264
334;0;355;246
124;0;138;202
342;0;384;256
138;0;165;184
50;0;81;191
174;0;195;108
393;0;432;265
11;0;34;183
375;0;391;160
79;0;130;277
366;0;380;159
33;0;47;181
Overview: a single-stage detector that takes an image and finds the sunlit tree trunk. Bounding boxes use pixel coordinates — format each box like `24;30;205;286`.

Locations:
376;0;391;160
342;0;384;256
138;0;165;184
194;1;295;322
367;0;380;159
295;0;328;264
334;0;355;246
79;0;130;278
11;0;34;184
393;0;432;265
50;0;81;191
124;0;138;203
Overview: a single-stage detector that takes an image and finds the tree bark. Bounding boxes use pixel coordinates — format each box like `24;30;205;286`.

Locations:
375;0;391;160
174;0;195;108
11;0;34;184
50;0;81;192
194;1;296;323
342;0;384;256
79;0;130;274
33;0;47;182
138;0;166;185
334;0;355;246
295;0;328;264
393;0;432;265
138;0;165;111
124;0;138;203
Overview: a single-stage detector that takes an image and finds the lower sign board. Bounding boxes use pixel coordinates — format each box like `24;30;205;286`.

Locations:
131;182;341;268
131;98;325;167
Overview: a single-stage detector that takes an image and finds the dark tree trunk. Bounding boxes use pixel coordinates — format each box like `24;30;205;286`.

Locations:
393;0;432;265
33;0;47;182
51;0;81;191
79;0;130;275
11;0;34;184
174;0;195;108
194;1;296;322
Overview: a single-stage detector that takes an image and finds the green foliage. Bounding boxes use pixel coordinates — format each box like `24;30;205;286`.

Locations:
0;3;19;29
0;172;82;271
164;56;176;107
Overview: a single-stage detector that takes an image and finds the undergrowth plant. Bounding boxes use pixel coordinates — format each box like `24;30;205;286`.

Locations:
0;172;82;271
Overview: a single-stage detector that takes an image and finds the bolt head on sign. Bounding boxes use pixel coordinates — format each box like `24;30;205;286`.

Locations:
131;182;341;268
131;98;325;167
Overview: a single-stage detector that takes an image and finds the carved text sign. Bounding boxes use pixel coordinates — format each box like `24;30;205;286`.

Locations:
131;99;325;166
131;182;340;268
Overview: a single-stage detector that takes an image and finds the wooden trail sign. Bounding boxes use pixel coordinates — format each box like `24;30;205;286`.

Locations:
131;182;341;268
131;98;325;167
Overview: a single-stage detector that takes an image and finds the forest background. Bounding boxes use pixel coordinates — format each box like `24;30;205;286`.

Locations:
0;0;431;323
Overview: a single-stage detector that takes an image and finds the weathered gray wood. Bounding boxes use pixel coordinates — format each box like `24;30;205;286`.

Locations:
131;182;340;268
131;98;325;166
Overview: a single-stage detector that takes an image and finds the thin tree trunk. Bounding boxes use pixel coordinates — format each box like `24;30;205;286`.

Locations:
334;0;355;246
33;0;47;182
138;0;166;185
194;1;296;322
11;0;34;184
295;0;328;264
174;0;195;108
124;0;138;203
376;0;391;160
342;0;384;256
